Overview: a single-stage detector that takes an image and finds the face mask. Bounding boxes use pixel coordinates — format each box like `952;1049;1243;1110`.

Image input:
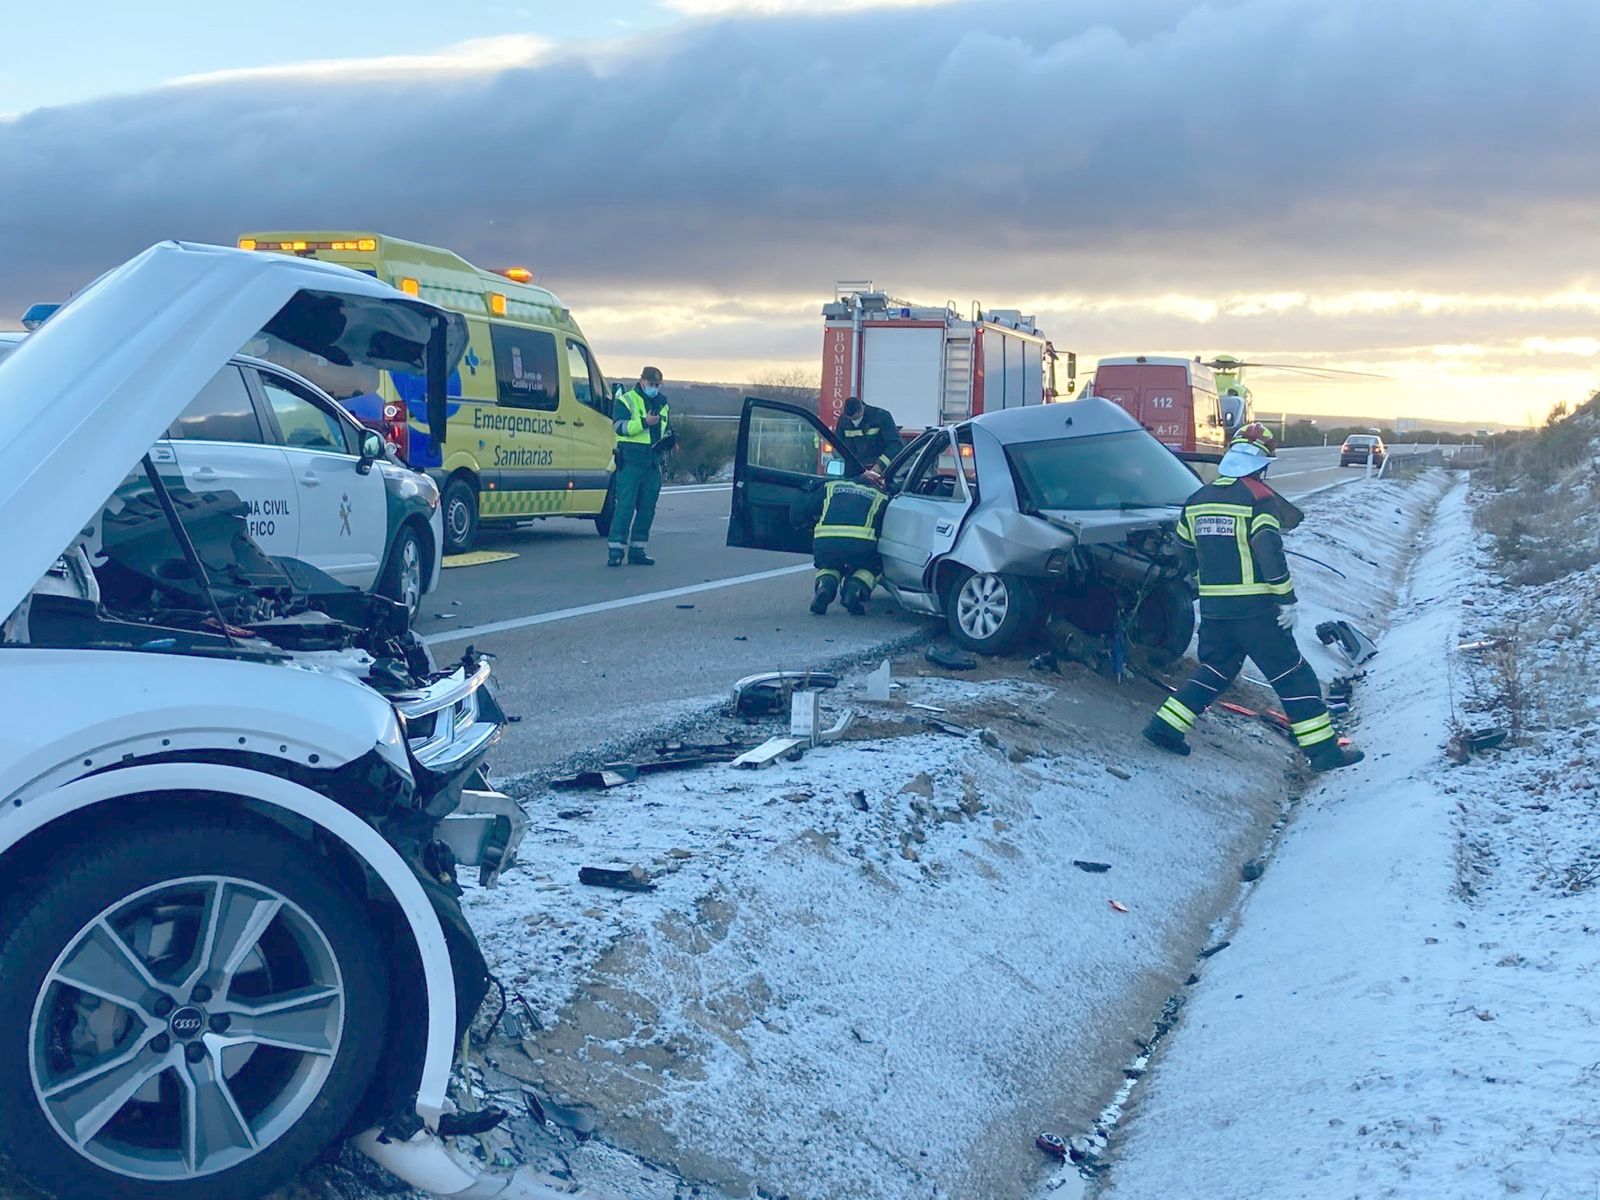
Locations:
643;385;660;399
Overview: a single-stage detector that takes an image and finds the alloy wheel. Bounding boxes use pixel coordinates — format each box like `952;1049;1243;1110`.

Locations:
28;876;345;1182
399;537;423;616
956;573;1010;642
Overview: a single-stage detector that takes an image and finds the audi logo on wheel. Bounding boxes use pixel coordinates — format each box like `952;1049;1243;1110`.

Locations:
169;1008;205;1038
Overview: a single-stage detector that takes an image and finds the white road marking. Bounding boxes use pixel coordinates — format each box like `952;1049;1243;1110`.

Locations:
424;563;812;645
662;483;733;494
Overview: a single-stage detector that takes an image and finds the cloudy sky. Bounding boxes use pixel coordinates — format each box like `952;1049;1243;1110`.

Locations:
3;0;1595;426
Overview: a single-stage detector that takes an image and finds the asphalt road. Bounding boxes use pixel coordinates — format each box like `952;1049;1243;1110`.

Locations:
418;444;1408;775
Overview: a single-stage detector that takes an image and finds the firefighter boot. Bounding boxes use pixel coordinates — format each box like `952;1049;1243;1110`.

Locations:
810;575;838;615
1142;715;1191;757
841;577;870;616
628;547;656;566
1304;739;1365;772
606;546;624;568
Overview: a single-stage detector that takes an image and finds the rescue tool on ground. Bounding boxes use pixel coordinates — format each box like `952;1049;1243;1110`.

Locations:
1142;423;1365;772
238;232;618;555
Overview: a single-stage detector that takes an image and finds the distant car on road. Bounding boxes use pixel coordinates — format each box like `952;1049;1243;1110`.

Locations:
1340;434;1386;467
728;395;1211;657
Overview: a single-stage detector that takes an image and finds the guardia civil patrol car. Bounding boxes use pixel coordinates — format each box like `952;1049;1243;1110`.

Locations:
0;331;444;617
237;232;618;553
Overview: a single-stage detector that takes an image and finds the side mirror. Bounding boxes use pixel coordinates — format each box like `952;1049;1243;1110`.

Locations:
358;429;384;473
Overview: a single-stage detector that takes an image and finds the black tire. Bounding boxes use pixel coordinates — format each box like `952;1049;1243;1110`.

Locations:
441;477;478;556
593;481;616;539
945;569;1039;654
377;523;426;620
1131;578;1197;664
0;815;389;1200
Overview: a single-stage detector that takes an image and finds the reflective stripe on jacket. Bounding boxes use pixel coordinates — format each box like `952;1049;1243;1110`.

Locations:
791;478;887;541
833;405;902;472
1176;474;1297;619
613;388;670;446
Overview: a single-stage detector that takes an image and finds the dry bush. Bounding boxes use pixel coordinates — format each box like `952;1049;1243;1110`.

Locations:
664;415;736;483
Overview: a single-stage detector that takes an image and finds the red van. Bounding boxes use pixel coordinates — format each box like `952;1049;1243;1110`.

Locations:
1091;356;1223;452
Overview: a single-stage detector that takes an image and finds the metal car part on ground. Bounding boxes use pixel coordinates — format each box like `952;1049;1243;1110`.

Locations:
0;242;562;1200
727;395;1201;658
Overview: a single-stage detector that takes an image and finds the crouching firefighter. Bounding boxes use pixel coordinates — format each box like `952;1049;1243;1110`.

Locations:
791;475;887;615
1143;424;1364;773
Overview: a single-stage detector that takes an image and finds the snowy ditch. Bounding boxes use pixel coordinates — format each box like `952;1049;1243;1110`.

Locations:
1094;469;1600;1200
429;471;1453;1200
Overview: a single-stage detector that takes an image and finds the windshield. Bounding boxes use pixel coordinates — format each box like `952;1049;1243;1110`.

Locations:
1006;429;1201;511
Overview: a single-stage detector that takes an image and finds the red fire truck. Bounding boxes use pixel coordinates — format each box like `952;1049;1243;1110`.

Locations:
818;283;1075;434
1089;355;1226;453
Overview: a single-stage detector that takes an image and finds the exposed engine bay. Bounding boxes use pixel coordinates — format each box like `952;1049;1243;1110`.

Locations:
8;474;440;695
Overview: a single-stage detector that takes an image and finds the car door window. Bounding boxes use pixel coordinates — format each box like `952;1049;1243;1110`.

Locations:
566;339;610;415
491;324;559;411
749;408;828;476
166;366;264;444
261;377;353;454
885;433;936;493
903;432;963;500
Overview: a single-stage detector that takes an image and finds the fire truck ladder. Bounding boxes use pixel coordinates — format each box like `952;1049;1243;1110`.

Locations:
941;337;973;423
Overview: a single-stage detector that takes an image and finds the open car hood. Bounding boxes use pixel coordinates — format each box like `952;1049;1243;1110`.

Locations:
1036;505;1180;544
0;241;466;619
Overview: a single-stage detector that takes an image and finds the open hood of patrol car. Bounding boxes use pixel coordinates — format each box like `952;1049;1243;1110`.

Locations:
0;241;466;619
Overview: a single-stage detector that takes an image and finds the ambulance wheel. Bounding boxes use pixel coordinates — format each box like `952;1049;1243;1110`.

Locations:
947;569;1038;654
594;483;615;539
442;477;478;556
0;816;389;1200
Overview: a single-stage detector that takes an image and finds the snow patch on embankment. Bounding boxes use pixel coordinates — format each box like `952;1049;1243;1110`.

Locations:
444;474;1451;1200
1096;474;1600;1199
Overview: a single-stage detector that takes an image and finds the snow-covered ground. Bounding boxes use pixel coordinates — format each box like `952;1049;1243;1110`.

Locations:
1094;475;1600;1200
407;472;1455;1200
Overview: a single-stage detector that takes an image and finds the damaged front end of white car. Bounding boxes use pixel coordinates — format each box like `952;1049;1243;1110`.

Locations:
0;244;583;1200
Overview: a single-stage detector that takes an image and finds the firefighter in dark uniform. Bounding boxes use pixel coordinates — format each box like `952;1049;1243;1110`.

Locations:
833;396;902;479
1143;424;1364;773
790;475;888;615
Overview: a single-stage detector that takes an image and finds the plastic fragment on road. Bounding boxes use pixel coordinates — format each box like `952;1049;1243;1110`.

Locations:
1105;765;1132;780
731;669;840;716
865;659;892;701
1108;899;1130;913
1315;618;1379;666
441;550;519;568
732;736;809;768
1073;860;1112;873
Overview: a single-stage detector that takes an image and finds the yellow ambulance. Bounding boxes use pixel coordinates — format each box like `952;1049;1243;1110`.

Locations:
237;231;616;553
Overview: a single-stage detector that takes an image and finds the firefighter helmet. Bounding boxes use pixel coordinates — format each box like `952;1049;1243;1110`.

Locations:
1230;422;1278;457
1219;422;1278;477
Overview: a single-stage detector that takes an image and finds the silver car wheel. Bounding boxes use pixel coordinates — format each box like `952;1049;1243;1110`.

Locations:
28;876;344;1183
399;536;423;617
956;573;1010;642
